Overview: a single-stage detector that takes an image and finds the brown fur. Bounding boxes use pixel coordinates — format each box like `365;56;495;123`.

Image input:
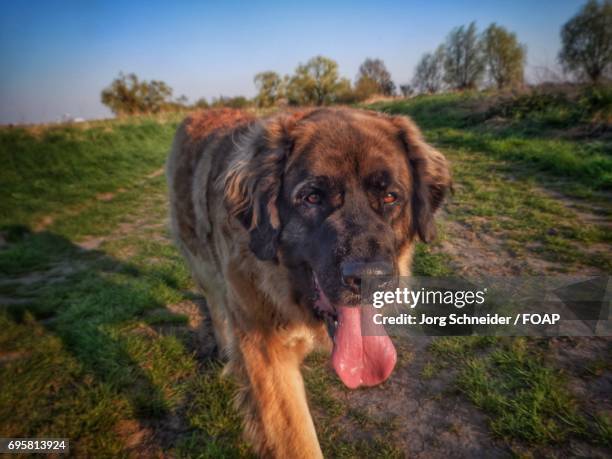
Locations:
166;107;451;457
186;107;255;140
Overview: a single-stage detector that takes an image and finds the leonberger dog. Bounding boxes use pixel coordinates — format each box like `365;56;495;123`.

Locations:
166;107;451;457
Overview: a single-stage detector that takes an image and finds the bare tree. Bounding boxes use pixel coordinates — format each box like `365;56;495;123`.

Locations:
351;76;378;101
356;58;396;95
559;0;612;83
399;84;414;97
412;46;446;93
444;22;486;90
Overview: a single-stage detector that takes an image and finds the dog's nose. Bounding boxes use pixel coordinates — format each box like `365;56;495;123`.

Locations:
340;261;393;293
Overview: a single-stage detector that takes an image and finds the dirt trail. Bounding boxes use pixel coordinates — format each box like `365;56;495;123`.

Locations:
537;187;612;230
336;336;510;458
328;210;516;457
337;199;610;458
32;166;166;233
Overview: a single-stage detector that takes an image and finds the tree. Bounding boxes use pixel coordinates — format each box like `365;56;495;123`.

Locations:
286;56;342;105
142;80;173;111
335;78;359;104
559;0;612;83
412;46;446;93
101;73;141;115
399;84;414;98
101;72;174;115
356;58;396;95
211;96;251;109
194;97;209;109
353;76;380;101
254;71;285;108
444;22;486;90
482;24;526;89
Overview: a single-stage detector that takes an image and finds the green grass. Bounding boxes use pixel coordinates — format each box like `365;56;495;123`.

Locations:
0;114;251;457
0;113;405;457
0;115;181;229
1;93;611;456
372;90;612;272
431;130;611;190
371;92;611;451
370;87;612;192
448;148;611;271
483;84;612;128
0;171;251;456
430;337;611;449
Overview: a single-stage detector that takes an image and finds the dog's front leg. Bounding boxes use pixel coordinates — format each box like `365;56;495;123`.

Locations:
234;330;323;459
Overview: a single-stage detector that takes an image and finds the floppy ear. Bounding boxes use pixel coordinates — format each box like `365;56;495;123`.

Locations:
390;115;451;243
224;111;311;261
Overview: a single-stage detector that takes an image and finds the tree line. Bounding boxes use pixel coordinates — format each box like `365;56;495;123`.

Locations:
101;0;611;115
412;22;526;94
253;56;396;108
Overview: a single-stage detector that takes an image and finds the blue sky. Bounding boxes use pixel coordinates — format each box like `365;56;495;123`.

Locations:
0;0;585;124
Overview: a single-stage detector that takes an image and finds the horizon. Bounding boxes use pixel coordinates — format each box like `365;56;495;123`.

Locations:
0;0;586;124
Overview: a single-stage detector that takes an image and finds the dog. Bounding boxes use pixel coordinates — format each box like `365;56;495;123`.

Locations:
166;106;451;457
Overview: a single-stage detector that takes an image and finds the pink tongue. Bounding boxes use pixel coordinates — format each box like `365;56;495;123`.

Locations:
331;305;397;389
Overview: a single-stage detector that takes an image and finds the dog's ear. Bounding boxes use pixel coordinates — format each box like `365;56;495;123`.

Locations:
390;115;451;243
224;111;311;261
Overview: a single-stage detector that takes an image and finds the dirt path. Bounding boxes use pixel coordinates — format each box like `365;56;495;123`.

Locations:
334;335;510;458
327;194;610;457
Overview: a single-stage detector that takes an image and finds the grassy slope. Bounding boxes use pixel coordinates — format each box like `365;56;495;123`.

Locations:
0;114;183;229
369;87;612;195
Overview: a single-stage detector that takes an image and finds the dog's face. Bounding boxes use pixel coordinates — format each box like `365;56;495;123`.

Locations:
225;108;450;388
279;110;414;310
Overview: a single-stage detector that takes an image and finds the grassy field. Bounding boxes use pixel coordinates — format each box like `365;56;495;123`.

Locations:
1;89;611;457
370;86;612;195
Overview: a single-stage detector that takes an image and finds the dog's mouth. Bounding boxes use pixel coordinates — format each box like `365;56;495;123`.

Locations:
311;272;397;389
311;273;339;336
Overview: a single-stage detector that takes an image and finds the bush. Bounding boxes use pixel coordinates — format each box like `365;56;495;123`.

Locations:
101;73;174;116
486;84;612;126
210;96;252;109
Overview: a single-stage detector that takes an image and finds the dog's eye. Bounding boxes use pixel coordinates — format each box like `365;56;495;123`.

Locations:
383;192;398;205
305;192;322;205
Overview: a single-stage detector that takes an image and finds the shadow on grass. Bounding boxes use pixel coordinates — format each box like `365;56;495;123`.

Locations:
0;226;220;453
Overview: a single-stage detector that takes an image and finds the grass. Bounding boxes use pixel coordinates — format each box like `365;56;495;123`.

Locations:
459;341;585;444
430;337;611;449
0;113;406;457
0;114;252;457
1;91;611;456
370;88;612;453
0;172;252;456
0;115;182;229
370;86;612;193
448;149;611;271
371;89;612;272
